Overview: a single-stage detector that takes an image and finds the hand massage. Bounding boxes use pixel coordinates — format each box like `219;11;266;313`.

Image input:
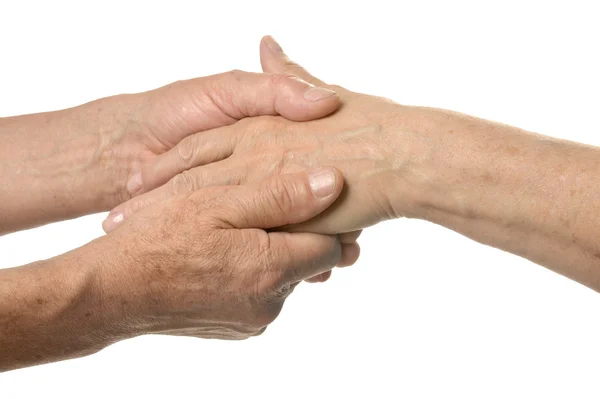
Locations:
2;36;600;371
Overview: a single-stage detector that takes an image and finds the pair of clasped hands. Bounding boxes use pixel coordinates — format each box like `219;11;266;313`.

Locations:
95;36;404;340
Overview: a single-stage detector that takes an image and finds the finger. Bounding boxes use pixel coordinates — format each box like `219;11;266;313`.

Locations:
102;183;172;233
260;36;325;86
338;242;361;267
208;167;343;230
267;232;341;284
305;270;332;283
129;69;341;195
305;241;360;283
105;156;243;233
132;128;237;195
340;230;362;244
145;69;338;144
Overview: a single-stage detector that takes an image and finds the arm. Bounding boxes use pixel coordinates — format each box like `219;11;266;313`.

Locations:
0;240;130;370
0;106;124;233
398;106;600;291
0;168;356;371
0;70;339;235
110;36;600;292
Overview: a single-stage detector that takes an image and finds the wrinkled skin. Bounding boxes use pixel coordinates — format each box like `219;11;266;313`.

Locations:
0;68;341;235
106;37;420;236
104;168;358;340
105;69;342;205
0;167;360;371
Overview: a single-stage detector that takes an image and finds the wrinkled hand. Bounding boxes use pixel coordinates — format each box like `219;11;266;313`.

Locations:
87;68;340;206
106;36;416;235
100;167;359;340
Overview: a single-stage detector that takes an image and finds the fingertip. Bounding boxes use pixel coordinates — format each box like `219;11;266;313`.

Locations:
338;242;361;267
260;36;281;74
261;35;283;53
102;211;124;233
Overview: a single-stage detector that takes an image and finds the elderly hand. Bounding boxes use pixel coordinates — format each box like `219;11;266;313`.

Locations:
1;167;359;370
98;68;341;205
0;66;340;234
101;167;357;341
104;37;421;235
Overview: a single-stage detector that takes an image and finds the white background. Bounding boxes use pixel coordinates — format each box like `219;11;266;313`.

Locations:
1;1;600;398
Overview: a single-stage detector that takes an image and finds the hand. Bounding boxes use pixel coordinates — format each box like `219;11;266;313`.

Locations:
105;37;419;235
122;69;340;195
65;68;341;209
96;167;358;340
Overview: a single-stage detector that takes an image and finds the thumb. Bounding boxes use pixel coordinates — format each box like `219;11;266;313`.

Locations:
260;36;325;86
144;70;339;145
206;167;343;230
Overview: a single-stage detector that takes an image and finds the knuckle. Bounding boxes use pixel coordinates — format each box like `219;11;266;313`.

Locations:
225;69;245;82
269;72;299;87
176;136;196;165
273;148;295;176
164;79;185;91
266;177;295;215
169;171;196;193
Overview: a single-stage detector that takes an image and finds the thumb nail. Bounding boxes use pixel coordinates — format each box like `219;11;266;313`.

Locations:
308;168;336;198
304;87;337;102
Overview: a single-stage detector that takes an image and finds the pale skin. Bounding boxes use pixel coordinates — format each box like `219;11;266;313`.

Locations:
3;35;600;372
0;72;360;371
110;36;600;292
1;167;357;371
0;69;342;234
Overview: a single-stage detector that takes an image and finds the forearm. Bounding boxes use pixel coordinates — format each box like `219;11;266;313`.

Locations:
0;238;134;372
0;98;135;234
399;106;600;291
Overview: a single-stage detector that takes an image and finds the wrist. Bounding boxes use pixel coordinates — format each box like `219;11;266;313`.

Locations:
389;106;538;225
53;239;139;344
78;235;154;339
384;105;484;221
376;105;443;220
89;232;179;336
0;95;142;233
0;239;135;370
64;95;144;211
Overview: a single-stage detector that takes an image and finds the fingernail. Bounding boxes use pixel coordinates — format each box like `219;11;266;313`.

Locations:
304;87;337;102
264;35;283;53
309;168;336;198
103;211;124;232
126;172;143;194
